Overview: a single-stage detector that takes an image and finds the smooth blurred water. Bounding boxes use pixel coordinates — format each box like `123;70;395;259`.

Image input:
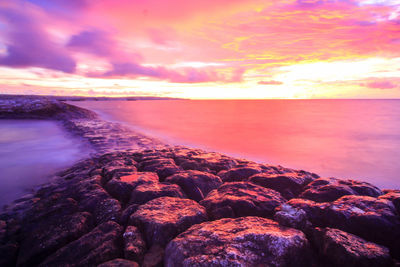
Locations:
73;100;400;189
0;120;90;208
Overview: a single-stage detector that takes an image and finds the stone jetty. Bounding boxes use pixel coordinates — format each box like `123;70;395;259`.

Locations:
0;96;399;266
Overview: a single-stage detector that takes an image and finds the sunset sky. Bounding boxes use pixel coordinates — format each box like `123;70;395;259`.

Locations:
0;0;399;99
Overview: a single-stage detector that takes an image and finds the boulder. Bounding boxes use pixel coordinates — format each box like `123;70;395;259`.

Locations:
17;212;93;266
139;158;182;180
130;197;207;247
300;177;382;202
218;166;262;182
123;226;146;263
165;170;223;201
200;182;286;220
120;172;160;187
93;197;122;224
105;178;134;203
165;216;313;266
129;182;186;205
326;195;400;258
379;190;400;214
249;172;315;199
40;221;123;266
98;259;139;267
311;227;392;267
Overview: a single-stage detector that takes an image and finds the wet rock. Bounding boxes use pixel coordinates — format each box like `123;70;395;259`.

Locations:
379;190;400;214
312;227;392;267
165;216;313;266
129;182;185;205
249;172;315;199
300;177;382;203
200;182;286;220
218;166;262;182
123;226;146;263
17;212;93;266
102;163;137;184
40;221;123;267
130;197;207;247
165;170;223;201
142;245;164;267
98;259;139;267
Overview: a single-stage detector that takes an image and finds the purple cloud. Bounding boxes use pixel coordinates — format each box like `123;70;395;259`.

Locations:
90;61;245;83
258;80;283;85
67;30;115;57
0;7;76;73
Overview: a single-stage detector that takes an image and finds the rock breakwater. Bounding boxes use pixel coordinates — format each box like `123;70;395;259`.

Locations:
0;97;399;266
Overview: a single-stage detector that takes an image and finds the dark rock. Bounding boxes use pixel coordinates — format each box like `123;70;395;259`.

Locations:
218;166;262;182
98;259;139;267
102;164;137;184
40;221;123;267
311;227;392;267
379;190;400;214
123;226;146;263
142;245;164;267
130;197;207;247
165;170;222;201
165;216;313;266
200;182;286;220
300;177;382;203
0;243;18;266
129;182;185;205
17;212;93;266
121;204;140;225
274;203;310;230
249;172;315;199
105;178;135;203
93;197;122;224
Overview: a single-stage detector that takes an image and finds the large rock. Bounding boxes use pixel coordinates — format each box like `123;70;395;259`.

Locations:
165;216;313;266
123;226;146;263
200;182;286;220
17;212;93;266
40;221;123;266
299;177;382;202
139;158;182;180
249;172;315;199
165;170;222;201
105;178;135;203
130;197;207;247
379;190;400;214
218;166;262;182
129;182;186;205
326;195;400;258
311;227;392;267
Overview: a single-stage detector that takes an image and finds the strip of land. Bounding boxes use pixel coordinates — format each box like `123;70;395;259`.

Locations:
0;96;399;266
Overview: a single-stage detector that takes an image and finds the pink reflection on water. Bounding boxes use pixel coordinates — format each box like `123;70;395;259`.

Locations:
74;100;400;189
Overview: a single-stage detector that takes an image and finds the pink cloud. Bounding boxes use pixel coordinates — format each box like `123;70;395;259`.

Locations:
364;80;397;89
258;80;283;85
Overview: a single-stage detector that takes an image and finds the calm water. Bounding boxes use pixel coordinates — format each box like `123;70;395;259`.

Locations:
0;120;90;208
73;100;400;189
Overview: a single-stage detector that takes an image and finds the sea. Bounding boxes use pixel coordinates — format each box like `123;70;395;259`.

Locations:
73;99;400;189
0;120;90;208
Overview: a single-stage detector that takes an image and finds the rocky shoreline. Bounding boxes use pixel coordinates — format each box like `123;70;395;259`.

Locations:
0;97;399;266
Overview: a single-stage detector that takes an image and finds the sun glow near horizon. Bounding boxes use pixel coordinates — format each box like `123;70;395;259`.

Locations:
0;0;399;99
